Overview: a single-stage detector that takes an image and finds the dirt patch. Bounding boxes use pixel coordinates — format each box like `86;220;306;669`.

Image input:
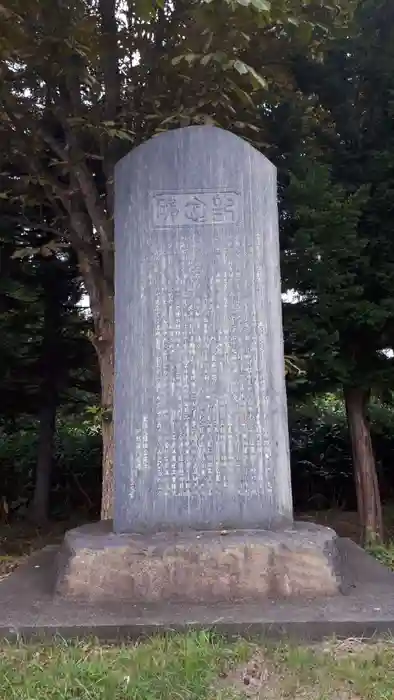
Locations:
299;511;363;543
0;517;85;580
299;506;394;544
215;641;388;699
216;650;281;699
318;637;394;661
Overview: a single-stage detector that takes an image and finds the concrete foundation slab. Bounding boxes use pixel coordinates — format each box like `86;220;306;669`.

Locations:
0;537;393;643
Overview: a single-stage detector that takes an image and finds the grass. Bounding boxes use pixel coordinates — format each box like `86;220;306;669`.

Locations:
1;634;394;699
0;632;249;700
367;541;394;571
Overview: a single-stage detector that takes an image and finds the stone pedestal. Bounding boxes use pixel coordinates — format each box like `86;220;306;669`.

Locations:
55;522;342;603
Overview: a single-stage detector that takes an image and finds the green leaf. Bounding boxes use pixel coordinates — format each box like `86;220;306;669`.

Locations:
233;59;249;75
11;247;40;260
201;53;213;66
227;79;255;107
222;0;270;7
251;0;271;10
246;64;268;89
233;60;268;89
172;53;200;66
184;53;199;65
203;32;214;52
107;129;135;142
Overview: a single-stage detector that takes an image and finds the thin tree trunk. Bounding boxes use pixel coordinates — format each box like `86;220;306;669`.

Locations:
97;323;114;520
28;271;61;526
88;300;114;521
344;386;383;544
72;206;115;520
28;387;57;525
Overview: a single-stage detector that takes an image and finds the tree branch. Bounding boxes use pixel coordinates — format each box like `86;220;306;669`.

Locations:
98;0;121;217
68;136;114;286
98;0;121;121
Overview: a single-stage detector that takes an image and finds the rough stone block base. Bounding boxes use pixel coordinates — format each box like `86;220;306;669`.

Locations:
55;522;342;603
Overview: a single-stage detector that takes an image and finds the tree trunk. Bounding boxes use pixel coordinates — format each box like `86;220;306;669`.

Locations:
97;323;114;520
343;386;383;544
71;201;115;519
28;269;61;526
28;386;57;525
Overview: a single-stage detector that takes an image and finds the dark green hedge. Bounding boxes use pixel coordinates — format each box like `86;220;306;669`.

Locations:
1;398;394;518
290;399;394;511
0;418;102;518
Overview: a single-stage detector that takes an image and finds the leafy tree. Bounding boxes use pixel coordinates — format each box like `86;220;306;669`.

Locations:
266;0;394;542
0;203;98;523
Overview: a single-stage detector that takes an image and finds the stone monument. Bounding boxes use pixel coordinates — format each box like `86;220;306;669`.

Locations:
56;127;342;603
115;125;292;533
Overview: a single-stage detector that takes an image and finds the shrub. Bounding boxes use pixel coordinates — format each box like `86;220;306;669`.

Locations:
289;397;394;511
1;395;394;518
0;414;101;518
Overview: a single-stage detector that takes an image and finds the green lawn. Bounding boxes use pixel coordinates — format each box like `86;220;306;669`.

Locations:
0;634;394;700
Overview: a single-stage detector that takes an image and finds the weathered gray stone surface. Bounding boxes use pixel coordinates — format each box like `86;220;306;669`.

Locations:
55;522;341;603
114;126;292;533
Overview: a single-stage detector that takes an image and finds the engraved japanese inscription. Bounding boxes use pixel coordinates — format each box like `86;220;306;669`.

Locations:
151;191;241;227
114;125;293;533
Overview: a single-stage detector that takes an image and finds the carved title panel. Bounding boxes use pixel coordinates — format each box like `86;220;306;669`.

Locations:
151;190;241;228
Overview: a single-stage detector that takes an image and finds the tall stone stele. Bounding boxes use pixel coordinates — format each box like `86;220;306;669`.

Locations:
115;125;292;533
56;127;342;603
